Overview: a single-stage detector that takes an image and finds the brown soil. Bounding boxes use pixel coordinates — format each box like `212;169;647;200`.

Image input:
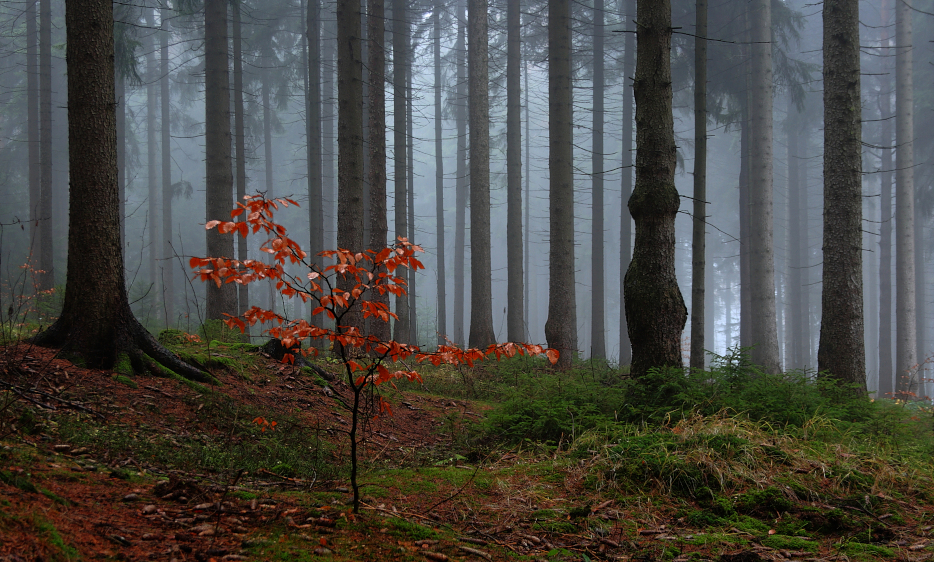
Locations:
2;343;934;562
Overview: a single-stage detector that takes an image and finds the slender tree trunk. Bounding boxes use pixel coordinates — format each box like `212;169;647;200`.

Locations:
204;0;236;321
368;0;389;344
624;0;686;378
524;60;531;339
307;0;324;341
116;65;125;253
817;0;865;389
787;99;805;370
38;0;53;291
407;59;418;342
323;13;337;252
739;108;751;350
232;0;249;325
434;6;447;345
27;0;39;271
878;68;894;392
147;9;160;316
619;0;635;366
262;48;276;314
747;0;780;373
392;0;410;342
894;0;916;396
337;0;365;334
467;0;495;349
545;0;577;367
590;0;605;360
453;0;467;347
506;0;524;343
689;0;707;371
161;6;174;326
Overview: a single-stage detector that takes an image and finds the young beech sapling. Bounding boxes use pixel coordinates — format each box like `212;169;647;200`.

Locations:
191;195;557;512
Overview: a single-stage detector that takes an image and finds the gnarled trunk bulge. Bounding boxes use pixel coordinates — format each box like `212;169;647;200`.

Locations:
624;0;687;378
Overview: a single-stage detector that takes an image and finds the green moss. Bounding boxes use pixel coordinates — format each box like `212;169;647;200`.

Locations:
34;516;81;560
230;490;258;500
157;328;191;345
838;542;895;560
684;533;748;547
381;517;440;540
532;520;578;534
111;374;138;389
735;486;793;515
761;534;818;552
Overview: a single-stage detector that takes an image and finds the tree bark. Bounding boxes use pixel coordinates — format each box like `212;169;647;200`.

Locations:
689;0;707;371
624;0;686;378
38;0;53;291
894;0;916;396
32;0;207;383
747;0;780;373
205;0;236;321
817;0;865;390
393;0;411;343
161;5;174;326
232;0;249;327
27;0;39;273
545;0;577;367
506;0;524;344
147;8;160;317
590;0;605;360
619;0;635;366
453;0;468;347
262;45;276;314
467;0;495;349
407;59;418;342
434;5;447;345
786;99;807;370
368;0;390;345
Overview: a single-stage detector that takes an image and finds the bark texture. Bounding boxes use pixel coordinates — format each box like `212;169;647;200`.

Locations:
453;0;467;347
590;0;605;360
545;0;577;368
467;0;495;349
233;0;249;324
434;6;447;345
204;0;236;321
624;0;686;378
368;0;389;345
817;0;866;389
393;0;410;342
689;0;707;371
506;0;524;343
161;7;174;325
619;0;635;366
38;0;53;291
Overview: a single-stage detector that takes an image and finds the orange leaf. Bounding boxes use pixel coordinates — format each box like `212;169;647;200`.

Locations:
545;349;560;364
205;220;221;230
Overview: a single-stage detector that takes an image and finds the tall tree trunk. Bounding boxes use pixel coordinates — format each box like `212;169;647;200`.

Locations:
467;0;495;349
232;0;249;325
147;8;160;315
739;108;751;350
689;0;707;371
894;0;916;396
590;0;605;360
337;0;365;329
323;13;337;251
204;0;236;321
545;0;577;367
434;5;447;345
161;5;174;326
27;0;39;271
116;64;125;252
407;59;418;342
817;0;865;389
524;60;531;339
393;0;410;342
787;99;805;370
506;0;524;343
38;0;53;291
453;0;467;347
307;0;324;341
262;47;276;314
33;0;206;382
877;0;893;394
915;212;926;392
624;0;686;377
368;0;389;344
619;0;635;366
747;0;780;373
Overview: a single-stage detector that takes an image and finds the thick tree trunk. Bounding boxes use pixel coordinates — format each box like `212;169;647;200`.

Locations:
689;0;707;371
161;7;174;326
506;0;524;343
590;0;605;360
233;0;249;326
33;0;207;383
434;6;447;345
367;0;389;344
747;0;780;373
393;0;411;343
467;0;495;349
894;0;916;396
204;0;236;321
453;0;467;347
545;0;577;367
817;0;865;389
624;0;686;378
619;0;635;366
38;0;53;291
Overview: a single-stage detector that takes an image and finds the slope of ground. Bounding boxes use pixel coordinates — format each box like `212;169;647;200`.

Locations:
2;341;934;562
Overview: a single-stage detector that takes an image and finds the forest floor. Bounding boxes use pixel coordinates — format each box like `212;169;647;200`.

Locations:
2;340;934;562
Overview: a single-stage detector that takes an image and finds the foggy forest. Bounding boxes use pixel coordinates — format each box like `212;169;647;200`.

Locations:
0;0;933;394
